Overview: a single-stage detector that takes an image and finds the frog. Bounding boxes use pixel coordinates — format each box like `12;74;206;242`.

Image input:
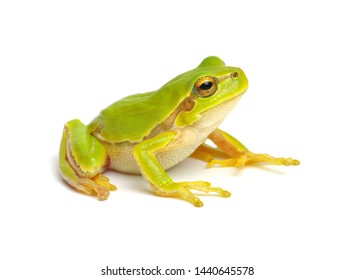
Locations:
59;56;299;207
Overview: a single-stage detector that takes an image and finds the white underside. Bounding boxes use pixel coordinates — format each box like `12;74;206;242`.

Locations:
101;96;241;174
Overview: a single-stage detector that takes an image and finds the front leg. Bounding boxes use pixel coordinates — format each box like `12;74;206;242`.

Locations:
191;129;300;167
133;131;230;207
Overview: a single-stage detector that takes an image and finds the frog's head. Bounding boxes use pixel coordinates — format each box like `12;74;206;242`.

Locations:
173;56;248;127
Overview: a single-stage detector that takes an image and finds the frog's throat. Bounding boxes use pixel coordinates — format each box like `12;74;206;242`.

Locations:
174;90;245;128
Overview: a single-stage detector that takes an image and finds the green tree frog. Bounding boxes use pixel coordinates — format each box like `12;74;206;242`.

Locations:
59;56;299;207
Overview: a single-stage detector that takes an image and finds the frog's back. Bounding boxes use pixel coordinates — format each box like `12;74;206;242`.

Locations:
91;82;190;143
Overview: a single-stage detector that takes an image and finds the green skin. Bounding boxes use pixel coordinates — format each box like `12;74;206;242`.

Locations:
59;56;299;207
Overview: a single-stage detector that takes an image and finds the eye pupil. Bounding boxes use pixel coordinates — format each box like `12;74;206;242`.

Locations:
200;81;213;90
193;76;217;98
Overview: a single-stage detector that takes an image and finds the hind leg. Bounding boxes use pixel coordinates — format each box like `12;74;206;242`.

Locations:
59;119;116;200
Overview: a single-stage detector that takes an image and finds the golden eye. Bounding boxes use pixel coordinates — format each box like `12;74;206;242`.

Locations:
193;76;218;98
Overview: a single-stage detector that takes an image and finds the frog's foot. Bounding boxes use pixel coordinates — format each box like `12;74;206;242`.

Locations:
207;151;300;168
154;181;231;207
77;174;117;201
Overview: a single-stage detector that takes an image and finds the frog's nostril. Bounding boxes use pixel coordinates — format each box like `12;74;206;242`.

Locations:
230;72;238;78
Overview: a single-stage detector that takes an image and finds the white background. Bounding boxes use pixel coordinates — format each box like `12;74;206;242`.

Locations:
1;1;354;279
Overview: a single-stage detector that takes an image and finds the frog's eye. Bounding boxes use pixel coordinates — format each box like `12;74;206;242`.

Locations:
193;76;218;98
